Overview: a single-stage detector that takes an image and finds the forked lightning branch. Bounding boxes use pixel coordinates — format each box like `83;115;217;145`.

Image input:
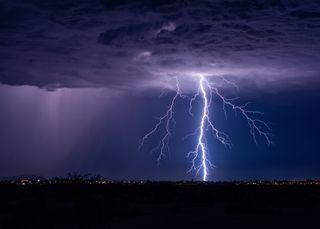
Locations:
139;74;272;181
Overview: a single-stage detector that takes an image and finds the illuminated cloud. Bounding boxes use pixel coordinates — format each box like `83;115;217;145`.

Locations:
0;0;320;92
133;51;152;62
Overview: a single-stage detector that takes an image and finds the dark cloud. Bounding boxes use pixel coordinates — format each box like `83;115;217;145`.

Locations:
1;0;320;91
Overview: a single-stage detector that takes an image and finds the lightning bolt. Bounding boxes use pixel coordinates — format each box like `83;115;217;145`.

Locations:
191;75;211;181
140;74;272;181
139;76;185;164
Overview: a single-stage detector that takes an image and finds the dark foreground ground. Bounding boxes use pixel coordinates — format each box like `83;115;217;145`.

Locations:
1;182;320;228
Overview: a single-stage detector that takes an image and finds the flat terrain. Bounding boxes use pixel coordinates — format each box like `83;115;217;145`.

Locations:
0;182;320;228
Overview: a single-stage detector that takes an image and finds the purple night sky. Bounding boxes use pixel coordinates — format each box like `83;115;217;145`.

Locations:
1;0;320;180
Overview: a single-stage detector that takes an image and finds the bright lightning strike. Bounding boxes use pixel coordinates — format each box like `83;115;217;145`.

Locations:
192;75;210;181
140;74;272;181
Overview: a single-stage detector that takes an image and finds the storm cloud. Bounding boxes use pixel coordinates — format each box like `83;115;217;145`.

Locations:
1;1;320;180
1;0;320;91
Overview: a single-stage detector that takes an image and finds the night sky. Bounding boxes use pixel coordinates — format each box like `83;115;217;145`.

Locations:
1;0;320;181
